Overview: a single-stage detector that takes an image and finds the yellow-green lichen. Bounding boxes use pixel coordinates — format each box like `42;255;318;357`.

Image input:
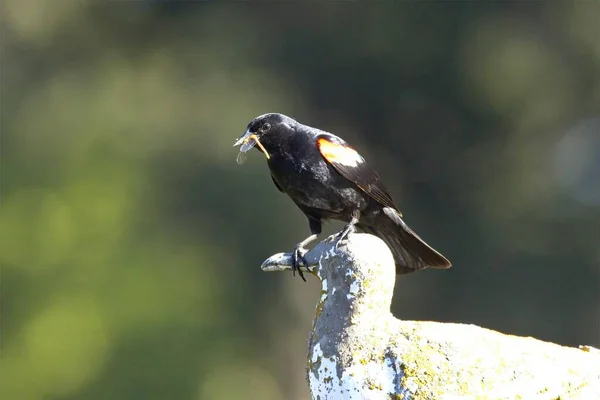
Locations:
398;331;460;399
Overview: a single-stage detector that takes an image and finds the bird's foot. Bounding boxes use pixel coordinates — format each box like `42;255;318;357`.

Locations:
334;223;357;250
291;245;309;282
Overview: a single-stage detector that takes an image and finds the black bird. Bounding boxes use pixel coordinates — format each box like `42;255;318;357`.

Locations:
234;113;451;281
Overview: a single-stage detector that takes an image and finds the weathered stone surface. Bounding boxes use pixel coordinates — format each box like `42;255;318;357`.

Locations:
262;233;600;400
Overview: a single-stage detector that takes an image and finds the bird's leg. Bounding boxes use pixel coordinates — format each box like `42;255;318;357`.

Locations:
335;211;360;249
291;217;322;282
292;234;318;282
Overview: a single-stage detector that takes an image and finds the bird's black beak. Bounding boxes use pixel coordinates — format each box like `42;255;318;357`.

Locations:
233;129;270;160
233;129;254;150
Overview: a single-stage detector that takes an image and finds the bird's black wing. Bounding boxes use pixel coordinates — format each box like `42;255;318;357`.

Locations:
317;134;399;212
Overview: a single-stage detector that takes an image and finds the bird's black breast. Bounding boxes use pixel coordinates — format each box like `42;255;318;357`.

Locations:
267;143;369;220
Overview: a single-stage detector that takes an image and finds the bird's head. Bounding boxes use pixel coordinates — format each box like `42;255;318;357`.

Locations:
233;113;297;164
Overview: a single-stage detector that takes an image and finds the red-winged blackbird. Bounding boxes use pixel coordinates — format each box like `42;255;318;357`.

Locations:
234;113;451;281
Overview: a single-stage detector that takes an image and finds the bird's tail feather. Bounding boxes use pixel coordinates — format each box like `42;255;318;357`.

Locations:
357;207;451;275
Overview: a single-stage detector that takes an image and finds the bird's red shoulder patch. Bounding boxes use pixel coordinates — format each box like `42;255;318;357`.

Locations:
317;138;363;167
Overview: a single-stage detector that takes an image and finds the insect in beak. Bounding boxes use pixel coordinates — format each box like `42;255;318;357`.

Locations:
233;130;270;164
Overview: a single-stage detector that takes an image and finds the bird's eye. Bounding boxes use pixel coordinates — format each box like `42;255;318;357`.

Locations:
260;123;271;133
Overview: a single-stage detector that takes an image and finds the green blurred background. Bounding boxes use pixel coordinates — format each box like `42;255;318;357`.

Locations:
1;2;598;399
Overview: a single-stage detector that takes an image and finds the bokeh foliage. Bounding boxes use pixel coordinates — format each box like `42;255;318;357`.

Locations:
1;2;598;399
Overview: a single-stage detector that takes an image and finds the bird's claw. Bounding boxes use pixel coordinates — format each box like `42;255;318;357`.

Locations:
334;224;357;250
333;236;343;251
292;245;308;282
